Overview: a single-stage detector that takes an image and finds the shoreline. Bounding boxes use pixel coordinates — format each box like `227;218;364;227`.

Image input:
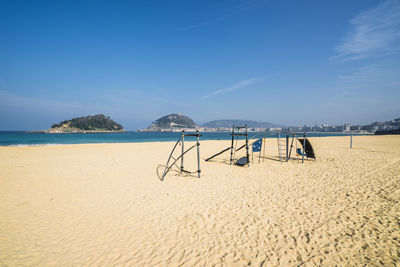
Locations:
1;130;374;134
0;132;374;147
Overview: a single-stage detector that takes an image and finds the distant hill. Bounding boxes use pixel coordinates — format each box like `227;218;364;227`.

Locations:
202;120;280;129
141;114;198;131
47;114;124;133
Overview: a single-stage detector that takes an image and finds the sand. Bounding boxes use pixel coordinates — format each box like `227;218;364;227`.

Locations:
0;135;399;266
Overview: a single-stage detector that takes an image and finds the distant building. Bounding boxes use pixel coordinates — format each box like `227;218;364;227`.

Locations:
270;127;282;131
335;125;344;132
362;125;379;132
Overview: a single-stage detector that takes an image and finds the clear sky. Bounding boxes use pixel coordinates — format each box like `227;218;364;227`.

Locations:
1;0;399;130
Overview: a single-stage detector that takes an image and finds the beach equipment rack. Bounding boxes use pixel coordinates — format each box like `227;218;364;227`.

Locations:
159;130;201;181
205;125;250;167
278;132;316;162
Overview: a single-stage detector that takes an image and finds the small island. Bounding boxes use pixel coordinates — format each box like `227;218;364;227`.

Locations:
40;114;125;133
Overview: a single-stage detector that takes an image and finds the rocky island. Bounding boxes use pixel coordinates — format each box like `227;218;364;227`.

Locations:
138;113;198;132
42;114;125;133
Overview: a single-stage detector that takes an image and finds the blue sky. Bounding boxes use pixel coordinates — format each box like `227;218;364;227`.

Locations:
1;0;399;130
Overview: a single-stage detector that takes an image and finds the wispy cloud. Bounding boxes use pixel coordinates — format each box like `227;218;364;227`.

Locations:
203;78;258;99
332;0;400;61
177;1;259;31
322;63;400;96
338;63;400;89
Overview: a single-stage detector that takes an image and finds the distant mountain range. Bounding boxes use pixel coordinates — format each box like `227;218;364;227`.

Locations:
201;120;280;129
138;114;280;131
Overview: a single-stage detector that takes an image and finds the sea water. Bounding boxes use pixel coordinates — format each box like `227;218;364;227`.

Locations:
0;131;368;146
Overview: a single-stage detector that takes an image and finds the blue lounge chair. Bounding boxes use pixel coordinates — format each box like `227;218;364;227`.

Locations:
297;148;306;156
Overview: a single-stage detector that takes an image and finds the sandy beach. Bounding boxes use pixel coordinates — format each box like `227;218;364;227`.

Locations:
0;135;399;266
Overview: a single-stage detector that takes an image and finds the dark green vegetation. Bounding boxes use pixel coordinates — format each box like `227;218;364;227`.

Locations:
51;114;124;131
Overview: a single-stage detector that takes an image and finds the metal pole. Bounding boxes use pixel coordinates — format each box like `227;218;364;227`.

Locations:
286;134;289;162
350;134;353;149
230;125;235;165
277;132;282;162
245;125;249;167
302;132;306;163
263;138;266;161
181;130;184;172
288;133;295;159
196;130;200;178
161;138;181;181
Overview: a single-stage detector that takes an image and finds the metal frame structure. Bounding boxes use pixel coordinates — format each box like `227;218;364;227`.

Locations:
250;138;266;163
205;125;250;167
277;132;286;163
160;130;201;181
281;132;315;163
